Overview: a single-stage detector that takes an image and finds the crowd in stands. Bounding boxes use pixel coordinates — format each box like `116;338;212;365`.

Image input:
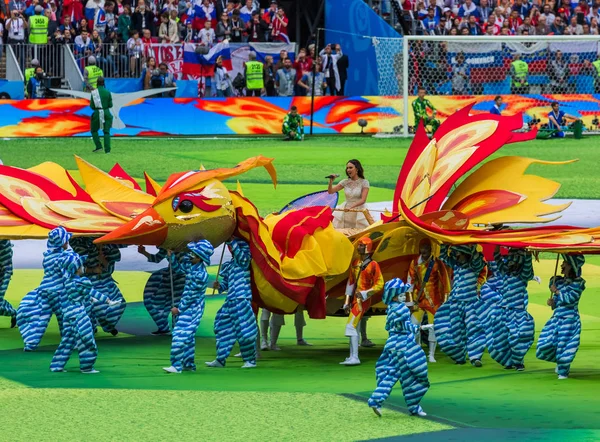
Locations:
370;0;600;35
0;0;294;78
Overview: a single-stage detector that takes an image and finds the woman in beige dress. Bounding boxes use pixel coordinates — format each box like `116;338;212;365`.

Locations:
328;159;371;230
327;159;375;347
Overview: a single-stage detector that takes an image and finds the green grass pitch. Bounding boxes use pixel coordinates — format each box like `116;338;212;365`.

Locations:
0;136;599;441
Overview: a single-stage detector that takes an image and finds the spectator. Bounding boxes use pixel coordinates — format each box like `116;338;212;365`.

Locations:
27;66;46;98
496;0;511;16
9;0;26;16
74;29;94;59
483;15;500;34
198;20;215;46
61;0;84;26
275;49;287;71
507;10;523;33
591;17;600;34
142;56;157;89
551;16;566;34
183;22;198;42
90;29;107;71
509;53;529;94
541;5;556;26
588;5;600;23
141;29;154;59
282;106;304;141
490;96;503;115
239;0;256;23
547;101;580;138
320;43;342;96
91;0;107;39
132;0;155;36
298;57;327;96
60;16;76;34
512;0;530;19
213;55;232;97
127;29;143;76
63;29;74;44
276;57;296;97
230;10;245;42
105;2;117;34
244;51;264;97
263;0;278;37
422;7;439;34
105;30;128;77
7;9;28;70
458;0;478;20
536;15;551;35
263;55;277;96
216;11;232;42
46;7;59;36
24;59;39;97
566;16;583;35
155;62;176;96
518;16;536;34
246;10;268;42
462;15;482;35
79;18;90;33
477;0;493;22
159;12;180;43
451;52;469;95
118;5;133;43
549;50;570;93
271;7;288;42
293;48;313;96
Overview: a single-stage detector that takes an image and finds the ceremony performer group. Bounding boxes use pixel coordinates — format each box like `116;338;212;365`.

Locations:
4;219;588;417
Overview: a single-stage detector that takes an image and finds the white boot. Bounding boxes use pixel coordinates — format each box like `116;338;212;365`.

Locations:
341;336;361;366
411;405;427;417
428;340;437;363
241;362;257;369
270;325;282;351
162;366;181;374
260;320;270;351
81;369;100;374
205;360;225;368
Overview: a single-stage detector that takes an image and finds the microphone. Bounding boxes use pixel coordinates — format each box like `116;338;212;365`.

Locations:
325;174;340;179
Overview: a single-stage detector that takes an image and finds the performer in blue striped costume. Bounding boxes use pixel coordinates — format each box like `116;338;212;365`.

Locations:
476;260;503;352
88;244;126;335
434;244;487;367
0;240;17;327
163;240;213;374
536;254;585;380
17;227;74;351
488;247;535;371
368;278;429;417
50;253;119;373
206;238;258;369
138;246;187;335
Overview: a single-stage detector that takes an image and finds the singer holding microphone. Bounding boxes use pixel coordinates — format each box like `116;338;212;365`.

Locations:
327;159;371;231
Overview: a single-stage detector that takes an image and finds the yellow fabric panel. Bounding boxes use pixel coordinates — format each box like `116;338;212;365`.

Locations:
27;162;78;197
75;156;154;220
443;157;574;225
251;262;299;313
0;224;50;239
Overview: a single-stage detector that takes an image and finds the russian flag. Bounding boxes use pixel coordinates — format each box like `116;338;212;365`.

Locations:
183;41;232;77
193;0;216;30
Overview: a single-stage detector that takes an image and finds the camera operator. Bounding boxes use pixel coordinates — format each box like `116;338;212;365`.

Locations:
27;66;46;99
150;63;176;97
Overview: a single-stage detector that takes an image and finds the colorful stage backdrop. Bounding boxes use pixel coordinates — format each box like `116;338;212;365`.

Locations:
0;94;599;137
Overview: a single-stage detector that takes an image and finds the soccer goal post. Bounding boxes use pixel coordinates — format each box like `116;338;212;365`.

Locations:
367;34;600;137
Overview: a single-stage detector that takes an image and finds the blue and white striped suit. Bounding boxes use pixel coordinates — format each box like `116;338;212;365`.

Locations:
488;250;535;367
213;239;257;366
368;300;429;414
434;245;487;364
88;245;126;333
477;261;503;350
143;249;186;332
0;240;17;320
50;274;109;372
167;244;211;371
536;276;585;377
17;244;74;350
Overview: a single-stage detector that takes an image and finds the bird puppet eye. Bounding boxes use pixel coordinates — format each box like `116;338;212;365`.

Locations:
179;200;194;213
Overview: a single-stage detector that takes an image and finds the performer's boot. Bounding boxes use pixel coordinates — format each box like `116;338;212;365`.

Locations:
341;336;361;366
360;318;375;348
296;323;311;346
260;319;269;351
428;340;437;363
270;324;282;351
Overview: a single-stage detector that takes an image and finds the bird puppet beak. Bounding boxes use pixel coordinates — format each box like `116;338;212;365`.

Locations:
95;207;168;246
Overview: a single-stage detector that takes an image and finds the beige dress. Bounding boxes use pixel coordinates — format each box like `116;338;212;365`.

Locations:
333;178;371;230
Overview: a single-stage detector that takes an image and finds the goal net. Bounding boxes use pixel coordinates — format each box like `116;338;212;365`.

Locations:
370;35;600;137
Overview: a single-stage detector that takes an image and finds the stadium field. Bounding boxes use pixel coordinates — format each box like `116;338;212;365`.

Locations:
0;136;599;441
